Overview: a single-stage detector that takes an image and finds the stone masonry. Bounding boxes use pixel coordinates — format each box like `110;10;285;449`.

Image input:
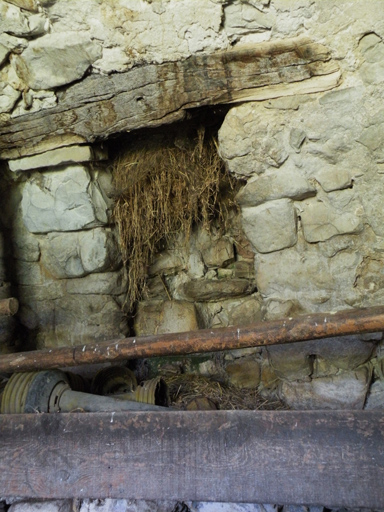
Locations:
1;0;384;508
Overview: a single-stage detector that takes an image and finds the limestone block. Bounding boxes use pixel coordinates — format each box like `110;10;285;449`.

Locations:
148;250;185;277
5;0;40;12
183;278;254;302
21;166;111;233
12;223;40;262
216;295;262;328
0;2;42;37
314;166;353;192
11;89;57;117
8;145;108;172
8;501;73;512
300;197;363;243
236;167;315;207
226;359;261;389
268;336;375;381
241;199;297;253
40;228;120;279
365;380;384;409
279;367;370;410
359;33;384;85
224;1;275;43
218;105;289;178
66;270;127;296
32;294;128;348
0;82;20;113
201;238;235;268
12;32;102;90
134;300;199;336
0;42;9;67
358;122;384;163
255;245;362;311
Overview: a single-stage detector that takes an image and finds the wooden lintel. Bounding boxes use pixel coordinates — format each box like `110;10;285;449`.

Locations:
0;37;340;160
0;410;383;507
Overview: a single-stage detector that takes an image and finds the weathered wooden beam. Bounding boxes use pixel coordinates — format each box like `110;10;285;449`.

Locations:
0;37;340;160
0;297;19;316
0;305;383;373
0;410;383;507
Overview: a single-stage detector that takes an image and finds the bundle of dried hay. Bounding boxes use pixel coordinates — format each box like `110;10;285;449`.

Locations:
166;374;287;411
112;128;237;311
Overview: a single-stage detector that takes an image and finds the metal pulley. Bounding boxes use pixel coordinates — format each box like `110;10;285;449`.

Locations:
91;366;170;407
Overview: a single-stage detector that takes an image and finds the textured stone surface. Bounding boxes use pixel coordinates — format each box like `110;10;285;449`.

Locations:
40;228;120;279
300;197;363;243
0;82;20;113
8;501;72;512
21;166;111;233
279;367;371;410
135;300;199;336
0;2;47;38
241;199;297;253
236;167;315;207
8;145;107;172
268;336;375;381
365;380;384;409
183;278;254;302
226;359;261;389
12;32;102;89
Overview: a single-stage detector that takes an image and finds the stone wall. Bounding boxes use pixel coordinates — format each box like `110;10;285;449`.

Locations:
1;0;384;508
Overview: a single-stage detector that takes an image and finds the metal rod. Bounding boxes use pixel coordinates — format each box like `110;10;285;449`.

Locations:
1;305;384;373
58;389;168;413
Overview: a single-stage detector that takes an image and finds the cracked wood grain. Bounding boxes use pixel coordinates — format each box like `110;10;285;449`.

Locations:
0;37;340;160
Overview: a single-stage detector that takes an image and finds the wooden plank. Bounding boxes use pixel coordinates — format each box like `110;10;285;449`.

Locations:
0;305;383;373
0;37;340;160
0;410;383;507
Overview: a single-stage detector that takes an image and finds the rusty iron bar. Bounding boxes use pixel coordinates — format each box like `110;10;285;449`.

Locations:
0;298;19;316
1;305;384;373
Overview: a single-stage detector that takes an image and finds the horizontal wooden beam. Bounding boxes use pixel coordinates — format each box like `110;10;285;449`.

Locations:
0;37;340;160
0;305;383;373
0;410;383;507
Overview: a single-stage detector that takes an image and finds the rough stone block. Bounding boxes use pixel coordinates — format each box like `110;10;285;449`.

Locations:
236;166;315;207
135;300;199;336
12;32;102;90
224;1;275;43
226;359;261;389
0;82;21;114
21;166;111;233
255;243;362;311
200;238;235;269
241;199;297;253
40;228;120;279
66;270;127;296
218;104;289;178
5;0;40;12
148;250;185;277
300;197;363;243
279;367;371;410
8;501;73;512
8;145;108;172
42;294;128;348
365;380;384;409
314;166;353;192
183;278;254;302
268;336;375;380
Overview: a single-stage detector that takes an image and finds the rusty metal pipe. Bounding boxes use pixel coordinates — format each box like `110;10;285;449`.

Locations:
57;389;167;413
1;305;384;373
